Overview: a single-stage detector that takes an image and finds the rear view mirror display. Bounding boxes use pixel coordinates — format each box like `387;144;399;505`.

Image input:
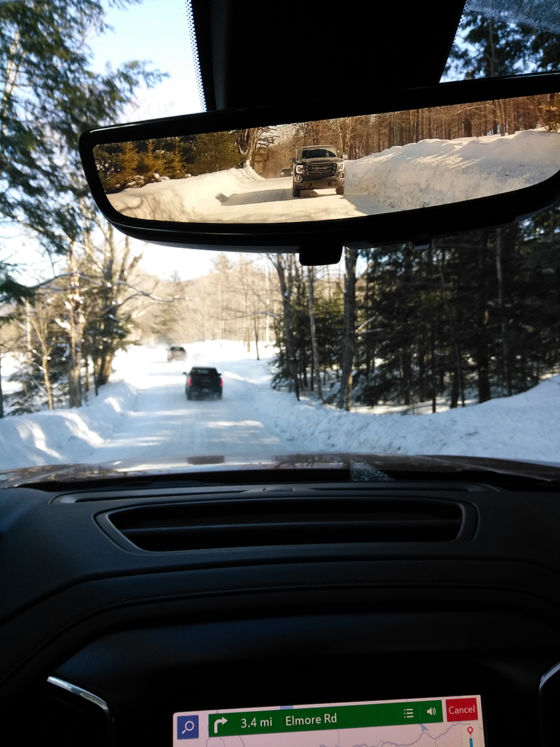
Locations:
93;91;560;224
173;695;485;747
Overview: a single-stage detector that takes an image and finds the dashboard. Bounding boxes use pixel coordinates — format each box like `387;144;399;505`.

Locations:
1;472;560;746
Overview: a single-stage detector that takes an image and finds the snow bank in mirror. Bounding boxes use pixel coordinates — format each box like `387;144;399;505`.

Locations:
107;165;263;220
345;129;560;209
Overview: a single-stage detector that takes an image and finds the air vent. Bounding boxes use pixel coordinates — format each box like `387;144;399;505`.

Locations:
105;496;469;552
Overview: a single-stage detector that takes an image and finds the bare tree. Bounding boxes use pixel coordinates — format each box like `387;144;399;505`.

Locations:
66;241;84;407
25;293;60;410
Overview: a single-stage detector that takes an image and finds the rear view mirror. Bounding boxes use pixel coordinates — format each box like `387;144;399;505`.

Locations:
80;74;560;257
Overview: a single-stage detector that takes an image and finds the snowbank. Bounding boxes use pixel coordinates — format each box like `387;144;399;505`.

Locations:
246;369;560;463
225;352;560;464
345;129;560;209
107;165;264;220
0;379;138;468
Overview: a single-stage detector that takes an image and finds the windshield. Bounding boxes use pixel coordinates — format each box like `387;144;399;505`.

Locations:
1;0;560;477
444;0;560;81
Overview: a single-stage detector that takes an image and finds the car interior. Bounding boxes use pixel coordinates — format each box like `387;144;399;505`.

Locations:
2;2;560;746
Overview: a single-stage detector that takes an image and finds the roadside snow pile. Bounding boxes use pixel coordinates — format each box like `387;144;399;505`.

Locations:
108;165;263;220
345;129;560;209
249;373;560;463
227;353;560;464
0;379;138;468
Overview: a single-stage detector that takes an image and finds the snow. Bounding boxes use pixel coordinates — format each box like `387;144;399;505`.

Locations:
107;129;560;223
1;340;559;472
108;164;266;221
345;129;560;210
0;354;22;396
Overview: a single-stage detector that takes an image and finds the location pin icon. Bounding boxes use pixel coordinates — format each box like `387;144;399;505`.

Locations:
467;727;474;735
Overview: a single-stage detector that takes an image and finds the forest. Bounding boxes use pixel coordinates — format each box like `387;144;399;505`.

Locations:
268;202;560;411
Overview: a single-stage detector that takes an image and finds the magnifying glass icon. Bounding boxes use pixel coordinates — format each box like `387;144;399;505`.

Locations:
182;720;196;735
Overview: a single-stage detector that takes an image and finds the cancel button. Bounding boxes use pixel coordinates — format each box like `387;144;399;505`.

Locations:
446;697;478;722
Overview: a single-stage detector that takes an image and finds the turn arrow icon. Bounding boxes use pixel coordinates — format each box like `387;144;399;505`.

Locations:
214;717;228;734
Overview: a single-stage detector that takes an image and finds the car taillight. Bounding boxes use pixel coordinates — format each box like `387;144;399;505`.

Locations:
219;377;223;387
188;376;192;386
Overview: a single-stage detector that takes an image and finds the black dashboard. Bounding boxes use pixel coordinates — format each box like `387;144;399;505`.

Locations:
2;473;560;746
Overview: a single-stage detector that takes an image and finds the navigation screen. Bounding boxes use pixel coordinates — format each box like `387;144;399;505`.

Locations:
173;694;485;747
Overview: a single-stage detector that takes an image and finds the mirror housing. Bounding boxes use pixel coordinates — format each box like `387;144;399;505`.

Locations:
80;74;560;263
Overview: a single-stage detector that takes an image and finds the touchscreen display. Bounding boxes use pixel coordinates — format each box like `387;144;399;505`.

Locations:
173;694;485;747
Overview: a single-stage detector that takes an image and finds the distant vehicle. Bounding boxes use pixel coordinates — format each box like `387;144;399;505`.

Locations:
281;167;292;176
292;145;345;197
185;367;223;399
167;345;186;361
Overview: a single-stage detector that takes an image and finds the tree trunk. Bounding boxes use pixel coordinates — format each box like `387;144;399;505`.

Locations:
436;244;465;408
42;353;54;410
96;351;114;387
253;316;260;360
307;266;322;400
338;247;358;411
84;356;91;393
476;233;491;403
67;244;83;408
430;324;438;414
495;227;511;395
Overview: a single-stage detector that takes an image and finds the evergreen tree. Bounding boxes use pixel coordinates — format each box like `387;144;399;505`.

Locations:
189;131;241;174
0;0;160;287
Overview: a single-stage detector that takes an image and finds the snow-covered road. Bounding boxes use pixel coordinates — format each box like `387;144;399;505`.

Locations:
199;176;387;222
109;172;388;223
1;340;560;471
78;343;298;464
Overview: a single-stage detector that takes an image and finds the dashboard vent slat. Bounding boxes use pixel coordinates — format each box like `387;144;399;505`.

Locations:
106;497;468;552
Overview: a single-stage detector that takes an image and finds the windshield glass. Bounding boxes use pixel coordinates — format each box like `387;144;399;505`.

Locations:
1;0;559;476
444;0;560;81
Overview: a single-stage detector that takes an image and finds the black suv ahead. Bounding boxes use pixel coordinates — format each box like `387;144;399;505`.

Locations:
185;367;223;399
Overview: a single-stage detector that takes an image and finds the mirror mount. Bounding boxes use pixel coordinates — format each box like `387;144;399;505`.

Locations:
299;242;343;266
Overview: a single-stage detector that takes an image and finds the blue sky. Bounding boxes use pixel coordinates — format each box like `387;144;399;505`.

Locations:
91;0;204;120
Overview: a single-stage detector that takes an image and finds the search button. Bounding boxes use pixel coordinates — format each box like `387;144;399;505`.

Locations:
178;715;199;739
